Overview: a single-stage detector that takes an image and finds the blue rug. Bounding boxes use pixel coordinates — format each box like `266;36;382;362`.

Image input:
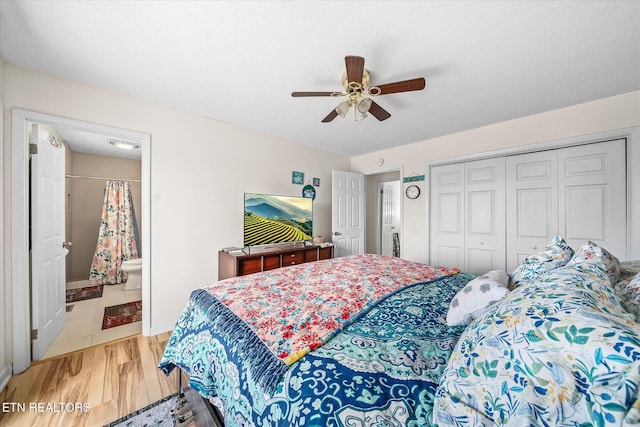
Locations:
103;393;178;427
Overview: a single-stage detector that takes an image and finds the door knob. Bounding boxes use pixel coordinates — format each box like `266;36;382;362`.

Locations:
332;232;341;236
62;241;72;248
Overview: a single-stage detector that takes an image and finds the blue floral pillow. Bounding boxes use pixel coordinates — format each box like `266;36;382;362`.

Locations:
614;272;640;322
509;236;574;288
566;241;621;285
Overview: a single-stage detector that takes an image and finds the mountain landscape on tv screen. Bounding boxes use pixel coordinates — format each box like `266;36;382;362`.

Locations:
244;194;312;245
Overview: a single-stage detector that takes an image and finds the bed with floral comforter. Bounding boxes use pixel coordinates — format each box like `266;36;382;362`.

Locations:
159;254;468;426
160;242;640;426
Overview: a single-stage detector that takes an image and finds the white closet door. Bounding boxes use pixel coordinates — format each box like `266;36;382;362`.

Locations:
430;163;465;268
506;151;558;272
558;139;627;258
464;158;506;274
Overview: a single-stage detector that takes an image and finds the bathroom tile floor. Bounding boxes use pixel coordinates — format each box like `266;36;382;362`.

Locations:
41;280;142;359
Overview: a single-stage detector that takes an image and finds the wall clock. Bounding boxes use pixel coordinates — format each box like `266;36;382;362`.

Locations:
405;184;420;199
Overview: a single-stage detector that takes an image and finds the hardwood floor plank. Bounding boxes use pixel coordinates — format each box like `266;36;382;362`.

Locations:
0;332;179;426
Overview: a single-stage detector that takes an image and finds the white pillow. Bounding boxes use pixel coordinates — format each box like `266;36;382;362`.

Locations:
446;270;510;326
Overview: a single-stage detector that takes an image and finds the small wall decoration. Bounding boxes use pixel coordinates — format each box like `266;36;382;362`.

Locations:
313;177;320;187
403;173;425;183
302;183;316;200
292;171;304;185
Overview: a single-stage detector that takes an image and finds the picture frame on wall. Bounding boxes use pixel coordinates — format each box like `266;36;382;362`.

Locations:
292;171;304;185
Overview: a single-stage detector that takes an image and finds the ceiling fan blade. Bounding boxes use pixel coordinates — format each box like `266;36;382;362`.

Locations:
368;101;391;121
321;109;339;123
292;91;335;97
345;55;365;84
374;77;426;95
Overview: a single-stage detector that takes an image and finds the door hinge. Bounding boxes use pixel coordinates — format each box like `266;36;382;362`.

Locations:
31;329;38;340
29;143;38;154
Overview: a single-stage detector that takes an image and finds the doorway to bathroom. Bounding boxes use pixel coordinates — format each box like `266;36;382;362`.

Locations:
11;109;151;372
43;128;143;359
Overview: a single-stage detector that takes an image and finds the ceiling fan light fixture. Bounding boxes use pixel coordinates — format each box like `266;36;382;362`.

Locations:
335;100;351;118
355;110;368;121
357;97;372;113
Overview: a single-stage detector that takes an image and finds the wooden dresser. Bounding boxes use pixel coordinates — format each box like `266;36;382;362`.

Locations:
218;244;334;280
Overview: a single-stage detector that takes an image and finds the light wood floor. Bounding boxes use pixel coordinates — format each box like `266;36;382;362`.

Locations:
0;332;184;427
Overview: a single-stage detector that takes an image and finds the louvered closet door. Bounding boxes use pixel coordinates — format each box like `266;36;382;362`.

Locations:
464;158;506;274
506;151;558;272
430;163;465;269
558;139;627;258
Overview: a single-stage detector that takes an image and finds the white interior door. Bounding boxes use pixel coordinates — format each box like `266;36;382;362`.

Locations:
429;163;465;268
559;139;627;257
332;170;365;257
30;124;67;360
464;158;506;274
506;150;559;272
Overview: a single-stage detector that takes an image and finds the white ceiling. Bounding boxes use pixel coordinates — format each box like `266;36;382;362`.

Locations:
1;1;639;158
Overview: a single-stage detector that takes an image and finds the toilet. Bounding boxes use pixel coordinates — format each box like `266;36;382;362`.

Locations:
122;258;142;290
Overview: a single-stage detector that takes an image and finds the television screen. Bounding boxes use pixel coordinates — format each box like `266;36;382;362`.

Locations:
244;193;313;246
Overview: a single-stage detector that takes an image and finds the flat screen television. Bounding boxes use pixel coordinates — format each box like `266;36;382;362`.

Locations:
244;193;313;247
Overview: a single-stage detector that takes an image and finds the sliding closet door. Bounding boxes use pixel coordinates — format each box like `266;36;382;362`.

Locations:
464;158;506;274
506;151;558;272
558;139;627;258
430;163;465;269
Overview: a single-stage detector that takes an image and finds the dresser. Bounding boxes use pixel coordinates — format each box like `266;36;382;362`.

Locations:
218;244;334;280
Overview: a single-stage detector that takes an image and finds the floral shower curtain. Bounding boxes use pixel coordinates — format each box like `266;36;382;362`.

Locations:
89;180;140;284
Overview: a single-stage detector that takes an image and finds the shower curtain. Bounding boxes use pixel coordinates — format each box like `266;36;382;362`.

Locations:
89;180;140;285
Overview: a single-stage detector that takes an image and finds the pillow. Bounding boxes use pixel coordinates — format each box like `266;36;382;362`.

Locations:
446;270;509;326
620;260;640;280
509;236;574;288
616;272;640;322
566;241;621;285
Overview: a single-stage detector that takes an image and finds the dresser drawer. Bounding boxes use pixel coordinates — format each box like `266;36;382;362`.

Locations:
283;252;304;266
263;254;281;271
238;258;262;276
319;247;333;260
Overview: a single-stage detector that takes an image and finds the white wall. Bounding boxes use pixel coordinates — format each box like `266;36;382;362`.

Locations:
351;91;640;263
1;61;350;359
0;60;11;391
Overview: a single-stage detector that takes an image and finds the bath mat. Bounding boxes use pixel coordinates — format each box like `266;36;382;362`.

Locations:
66;285;104;303
102;300;142;330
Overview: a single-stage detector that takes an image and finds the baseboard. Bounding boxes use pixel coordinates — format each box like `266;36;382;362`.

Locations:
0;364;12;393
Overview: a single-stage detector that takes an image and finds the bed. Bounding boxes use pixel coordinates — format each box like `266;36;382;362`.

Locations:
159;242;640;426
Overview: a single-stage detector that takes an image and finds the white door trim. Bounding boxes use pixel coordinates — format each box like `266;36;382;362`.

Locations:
11;108;151;374
361;165;404;258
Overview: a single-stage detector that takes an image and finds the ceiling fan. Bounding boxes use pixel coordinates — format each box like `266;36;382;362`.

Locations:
292;55;426;123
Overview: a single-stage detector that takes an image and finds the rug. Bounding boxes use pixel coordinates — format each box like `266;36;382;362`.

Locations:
104;393;178;427
102;300;142;330
66;285;104;303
